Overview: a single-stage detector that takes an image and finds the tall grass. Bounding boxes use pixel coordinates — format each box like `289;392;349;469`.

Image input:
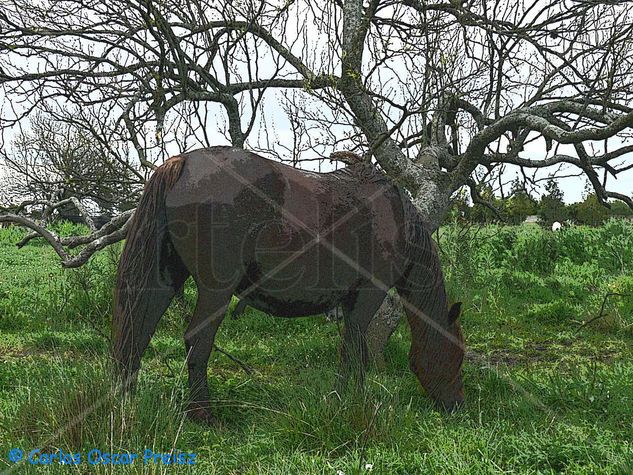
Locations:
439;219;633;334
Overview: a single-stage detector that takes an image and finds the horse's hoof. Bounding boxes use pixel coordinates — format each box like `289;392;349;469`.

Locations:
435;397;464;413
186;403;218;425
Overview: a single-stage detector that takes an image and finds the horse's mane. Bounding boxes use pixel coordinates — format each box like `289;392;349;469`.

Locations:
397;188;447;316
330;151;365;164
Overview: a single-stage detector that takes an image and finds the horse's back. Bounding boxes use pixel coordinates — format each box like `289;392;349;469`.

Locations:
166;146;281;207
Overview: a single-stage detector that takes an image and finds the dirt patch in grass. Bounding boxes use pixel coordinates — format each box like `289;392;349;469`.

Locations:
467;338;623;367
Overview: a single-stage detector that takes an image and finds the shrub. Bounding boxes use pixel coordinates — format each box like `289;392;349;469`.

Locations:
500;269;555;302
552;225;598;264
509;226;558;274
596;218;633;273
548;260;606;298
608;275;633;326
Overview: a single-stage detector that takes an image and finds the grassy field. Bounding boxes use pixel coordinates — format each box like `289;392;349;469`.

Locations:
0;221;632;473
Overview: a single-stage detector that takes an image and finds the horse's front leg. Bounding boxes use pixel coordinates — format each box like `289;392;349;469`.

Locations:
337;287;387;393
184;288;232;424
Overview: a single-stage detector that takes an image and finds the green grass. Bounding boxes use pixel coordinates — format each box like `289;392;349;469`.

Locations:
1;222;632;473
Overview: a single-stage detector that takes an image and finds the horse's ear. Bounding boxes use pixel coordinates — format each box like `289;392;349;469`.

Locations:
448;302;462;325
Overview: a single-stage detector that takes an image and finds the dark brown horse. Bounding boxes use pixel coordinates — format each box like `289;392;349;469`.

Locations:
113;146;464;423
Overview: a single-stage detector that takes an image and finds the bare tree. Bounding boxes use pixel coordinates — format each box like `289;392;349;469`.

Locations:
3;113;140;215
1;0;633;349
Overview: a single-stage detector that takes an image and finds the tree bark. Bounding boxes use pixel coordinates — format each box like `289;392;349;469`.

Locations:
365;290;404;368
335;4;457;364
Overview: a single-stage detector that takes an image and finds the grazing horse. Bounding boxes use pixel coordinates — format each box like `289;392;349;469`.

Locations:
112;146;464;424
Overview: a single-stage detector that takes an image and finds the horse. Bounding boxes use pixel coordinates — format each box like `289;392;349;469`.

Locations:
112;146;465;424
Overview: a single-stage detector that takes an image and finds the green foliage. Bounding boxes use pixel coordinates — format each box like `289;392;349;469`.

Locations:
49;220;91;237
569;193;611;226
525;300;578;324
551;225;598;265
0;227;120;334
596;218;633;273
605;275;633;333
449;179;632;227
439;219;633;327
538;179;568;226
610;200;633;218
547;260;605;303
504;180;538;225
508;226;558;274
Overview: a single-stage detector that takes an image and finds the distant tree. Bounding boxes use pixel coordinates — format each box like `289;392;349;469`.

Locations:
610;201;633;219
570;193;610;226
3;114;141;218
504;179;537;224
538;179;568;227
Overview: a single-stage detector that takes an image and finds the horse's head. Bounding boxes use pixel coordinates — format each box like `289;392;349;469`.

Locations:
406;301;465;411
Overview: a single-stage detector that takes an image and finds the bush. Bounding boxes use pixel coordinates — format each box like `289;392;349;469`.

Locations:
548;260;606;299
552;225;599;264
596;218;633;273
508;226;558;274
500;269;555;302
608;275;633;326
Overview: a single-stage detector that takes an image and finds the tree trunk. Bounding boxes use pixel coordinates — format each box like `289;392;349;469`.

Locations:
366;290;404;368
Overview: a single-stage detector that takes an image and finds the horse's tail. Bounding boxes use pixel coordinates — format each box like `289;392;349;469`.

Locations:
112;155;188;381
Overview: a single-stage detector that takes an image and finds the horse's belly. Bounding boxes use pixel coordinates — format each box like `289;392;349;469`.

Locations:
237;288;342;318
235;252;355;317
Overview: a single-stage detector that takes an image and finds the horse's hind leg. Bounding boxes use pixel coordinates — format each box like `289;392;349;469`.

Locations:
337;287;387;392
113;261;188;393
184;286;233;424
